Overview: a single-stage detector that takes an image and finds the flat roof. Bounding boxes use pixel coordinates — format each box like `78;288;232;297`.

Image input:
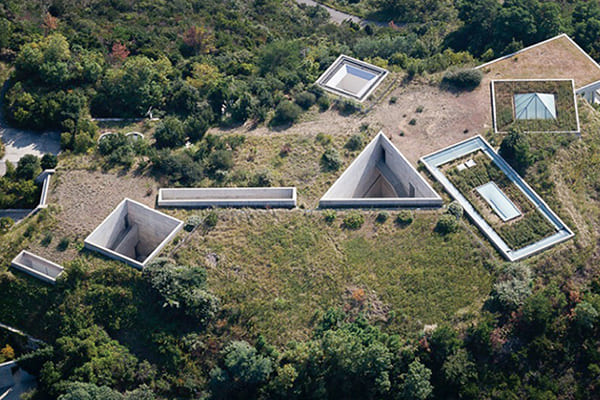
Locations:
477;34;600;90
421;135;574;261
316;55;388;102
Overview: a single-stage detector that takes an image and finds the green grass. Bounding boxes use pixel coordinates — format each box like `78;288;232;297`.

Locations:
445;151;556;249
175;210;493;343
494;80;578;132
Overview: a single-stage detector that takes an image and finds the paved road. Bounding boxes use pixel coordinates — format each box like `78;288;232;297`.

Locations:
0;126;60;176
296;0;387;26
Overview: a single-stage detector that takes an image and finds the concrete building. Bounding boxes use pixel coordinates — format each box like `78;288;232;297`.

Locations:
158;187;297;208
84;198;183;269
316;55;388;102
319;132;442;208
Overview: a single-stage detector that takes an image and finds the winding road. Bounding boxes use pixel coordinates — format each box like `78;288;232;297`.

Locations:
295;0;387;27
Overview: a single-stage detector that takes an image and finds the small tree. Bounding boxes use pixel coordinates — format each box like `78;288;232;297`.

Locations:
402;360;433;400
321;148;342;171
294;91;316;110
447;201;463;219
345;134;364;151
41;153;58;170
499;128;532;174
154;117;186;149
271;101;302;126
16;154;40;180
435;214;458;234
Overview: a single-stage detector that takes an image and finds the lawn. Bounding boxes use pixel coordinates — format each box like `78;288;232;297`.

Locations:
444;150;556;249
492;80;578;133
174;209;493;343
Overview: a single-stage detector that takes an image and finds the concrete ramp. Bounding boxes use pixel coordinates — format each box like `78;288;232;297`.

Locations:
84;198;183;269
319;132;442;208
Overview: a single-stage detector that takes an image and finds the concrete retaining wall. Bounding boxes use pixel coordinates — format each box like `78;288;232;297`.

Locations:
158;187;297;208
11;250;64;284
85;198;183;269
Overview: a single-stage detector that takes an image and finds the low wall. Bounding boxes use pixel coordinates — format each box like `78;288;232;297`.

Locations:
158;187;297;208
319;198;443;208
11;250;64;284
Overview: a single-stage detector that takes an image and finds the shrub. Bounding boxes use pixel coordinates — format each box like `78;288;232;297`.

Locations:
442;68;483;90
57;237;70;251
41;232;53;246
204;211;218;227
251;170;273;187
409;118;416;125
16;154;40;180
0;217;14;234
321;148;342;171
376;211;389;223
396;210;413;226
184;215;203;232
343;213;364;229
499;128;532;175
447;201;463;219
492;262;532;310
336;98;361;114
271;100;302;126
317;95;330;111
435;214;458;234
206;150;234;175
345;134;363;151
416;105;424;113
0;138;4;159
294;91;317;110
40;153;58;170
389;96;397;104
154;116;186;149
184;115;209;142
323;210;336;223
316;133;332;146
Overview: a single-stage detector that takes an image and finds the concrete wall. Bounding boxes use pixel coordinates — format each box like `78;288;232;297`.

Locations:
320;132;442;208
84;198;183;269
158;187;297;208
11;250;64;284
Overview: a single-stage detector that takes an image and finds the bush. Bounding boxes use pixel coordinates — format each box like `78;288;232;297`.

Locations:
499;128;532;175
492;262;532;310
389;96;397;104
435;214;459;234
184;215;203;232
409;118;416;125
40;153;58;170
57;237;70;251
345;134;363;151
0;217;14;234
317;95;330;111
316;133;332;146
321;148;342;171
184;115;209;142
336;98;361;114
396;211;413;226
154;116;186;149
376;211;389;223
447;201;463;219
0;138;4;159
206;150;234;175
323;210;336;223
441;68;483;90
343;213;364;229
294;91;317;110
251;170;273;187
271;100;302;126
204;211;218;228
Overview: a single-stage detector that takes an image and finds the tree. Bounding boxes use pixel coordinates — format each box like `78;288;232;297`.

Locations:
499;128;532;174
16;154;40;180
210;341;273;400
271;101;302;126
110;42;130;64
402;360;433;400
41;153;58;170
153;117;186;149
182;26;216;55
435;214;458;234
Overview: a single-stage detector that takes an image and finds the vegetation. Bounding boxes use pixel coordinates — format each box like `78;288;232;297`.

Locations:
3;0;600;399
0;156;42;209
494;80;578;132
445;151;556;249
441;68;483;91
